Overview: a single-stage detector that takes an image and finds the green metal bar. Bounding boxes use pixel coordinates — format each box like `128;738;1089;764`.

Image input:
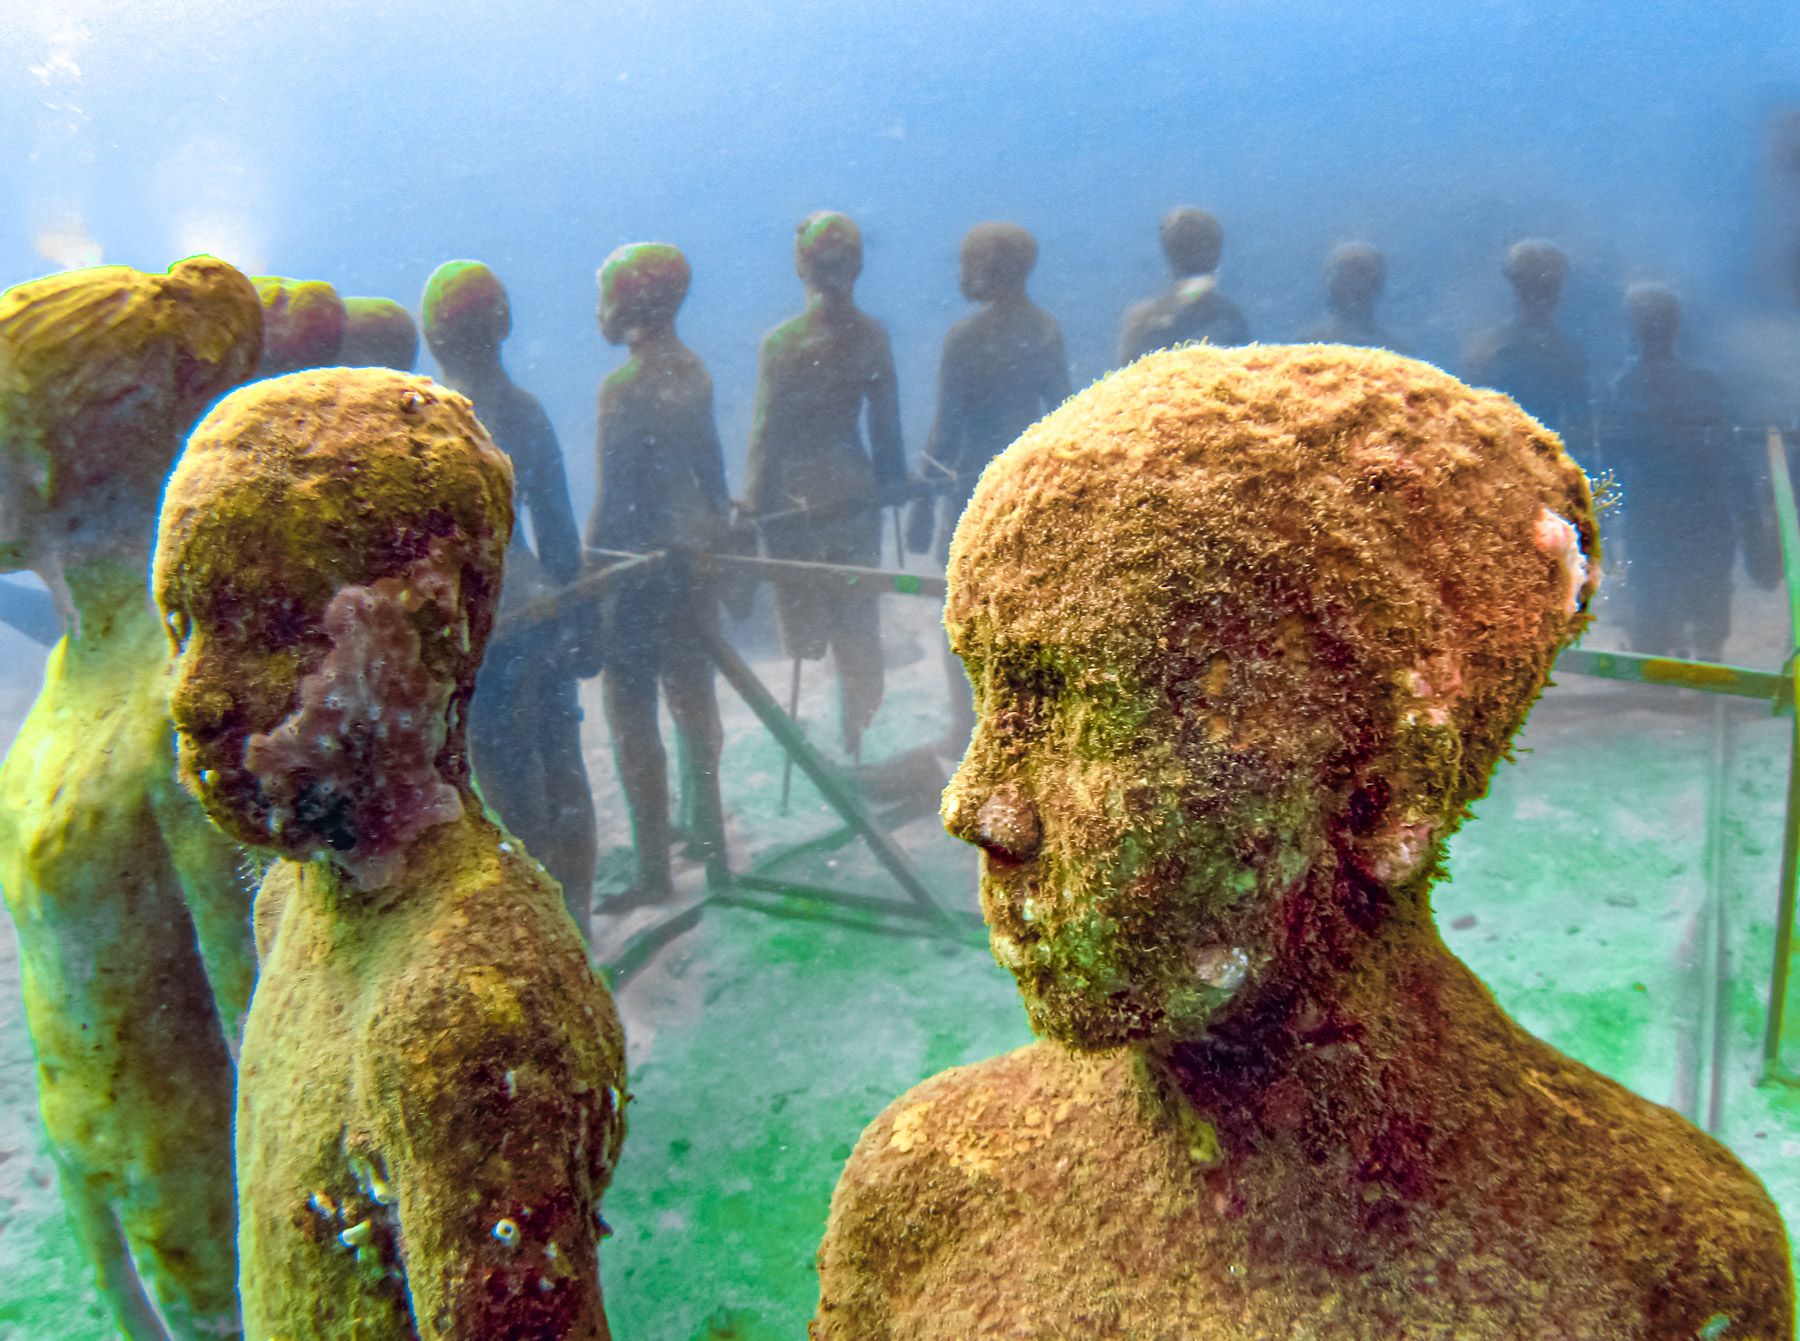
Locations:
1552;647;1784;704
1770;426;1800;644
1762;427;1800;1085
695;621;952;925
699;550;946;600
723;878;987;946
732;874;986;932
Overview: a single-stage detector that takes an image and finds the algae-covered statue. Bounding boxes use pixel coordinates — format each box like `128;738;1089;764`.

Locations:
0;258;262;1339
589;242;733;904
745;211;907;759
1465;238;1590;444
1118;206;1250;365
813;344;1793;1339
1301;241;1403;353
911;221;1070;750
341;296;420;371
253;274;348;375
155;368;628;1338
422;259;598;929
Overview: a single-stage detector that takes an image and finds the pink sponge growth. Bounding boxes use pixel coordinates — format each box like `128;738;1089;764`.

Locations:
245;547;466;887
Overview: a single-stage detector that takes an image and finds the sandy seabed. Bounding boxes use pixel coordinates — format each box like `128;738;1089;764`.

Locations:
1;575;1798;1340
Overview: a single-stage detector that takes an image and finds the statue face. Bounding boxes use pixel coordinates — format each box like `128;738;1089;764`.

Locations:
943;617;1321;1052
164;588;321;856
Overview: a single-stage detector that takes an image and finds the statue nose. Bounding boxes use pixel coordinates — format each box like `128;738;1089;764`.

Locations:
972;785;1042;863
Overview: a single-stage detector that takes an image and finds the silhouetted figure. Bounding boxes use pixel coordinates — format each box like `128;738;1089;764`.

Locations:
1118;207;1250;364
1603;284;1769;661
911;222;1071;748
745;212;906;758
1465;239;1590;443
421;260;597;930
1303;243;1402;352
339;296;419;370
588;243;731;904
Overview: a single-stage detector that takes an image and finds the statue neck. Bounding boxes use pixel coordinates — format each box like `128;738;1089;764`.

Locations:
1139;876;1471;1223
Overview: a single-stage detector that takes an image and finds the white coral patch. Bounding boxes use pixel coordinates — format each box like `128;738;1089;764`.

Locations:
1533;507;1589;617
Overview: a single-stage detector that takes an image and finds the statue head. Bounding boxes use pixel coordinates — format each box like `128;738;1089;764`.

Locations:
598;242;691;346
1503;239;1568;314
1326;243;1386;320
795;212;863;295
421;261;512;373
942;345;1596;1051
0;257;261;618
155;368;514;888
340;297;419;371
253;276;347;375
1624;281;1680;358
1160;207;1225;280
960;222;1038;303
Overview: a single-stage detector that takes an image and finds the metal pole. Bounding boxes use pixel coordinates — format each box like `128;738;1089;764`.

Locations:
778;656;803;816
1760;426;1800;1084
1697;696;1732;1131
696;621;950;925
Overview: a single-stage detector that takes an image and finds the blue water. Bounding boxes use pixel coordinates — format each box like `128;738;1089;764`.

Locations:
3;0;1798;513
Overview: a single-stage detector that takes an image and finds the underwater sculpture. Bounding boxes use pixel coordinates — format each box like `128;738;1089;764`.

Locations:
745;210;907;759
812;344;1793;1338
1602;282;1775;662
1118;206;1250;364
1465;238;1590;445
588;242;732;903
1302;241;1403;352
253;274;348;375
0;258;262;1340
155;366;628;1338
422;259;597;928
341;295;420;371
910;221;1071;749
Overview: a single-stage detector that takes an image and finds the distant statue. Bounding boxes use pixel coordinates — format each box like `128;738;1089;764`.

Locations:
588;243;732;904
1602;283;1776;661
421;260;597;930
1465;239;1590;445
1302;242;1402;352
745;212;908;758
1118;207;1250;364
340;295;419;370
253;275;347;375
910;221;1071;748
0;259;262;1340
156;367;628;1340
814;345;1791;1339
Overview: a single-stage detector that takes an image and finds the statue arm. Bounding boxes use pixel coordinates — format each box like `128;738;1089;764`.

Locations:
865;326;906;493
744;338;780;518
369;960;615;1340
149;759;257;1041
514;395;584;587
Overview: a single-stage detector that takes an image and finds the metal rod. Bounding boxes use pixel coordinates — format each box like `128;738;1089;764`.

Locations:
1761;426;1800;1083
1697;696;1732;1130
1552;648;1784;703
730;875;986;938
778;656;803;816
696;621;950;925
490;552;665;643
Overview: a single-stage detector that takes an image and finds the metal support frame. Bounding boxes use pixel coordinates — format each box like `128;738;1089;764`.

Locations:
1761;427;1800;1085
580;470;1800;1053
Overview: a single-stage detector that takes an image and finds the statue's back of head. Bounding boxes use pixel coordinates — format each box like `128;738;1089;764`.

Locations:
1160;207;1224;279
